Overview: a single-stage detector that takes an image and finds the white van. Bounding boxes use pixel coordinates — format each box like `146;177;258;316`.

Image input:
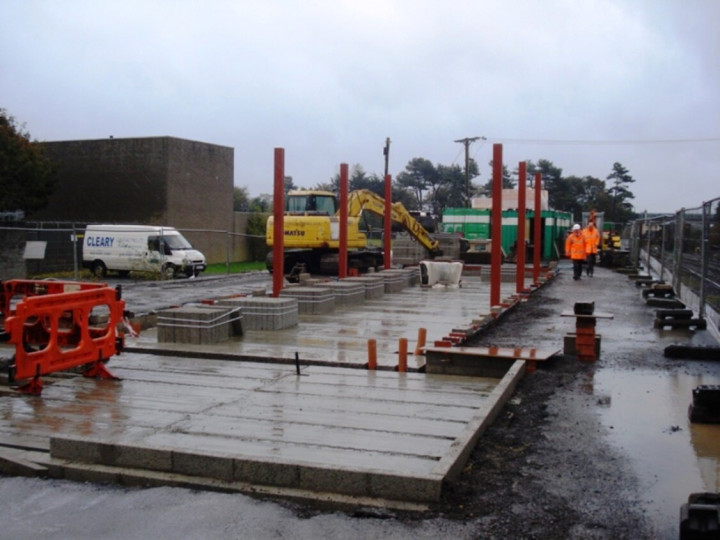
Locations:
83;224;206;278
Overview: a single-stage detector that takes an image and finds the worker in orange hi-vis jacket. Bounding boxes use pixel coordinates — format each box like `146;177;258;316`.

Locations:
565;224;588;281
583;221;601;277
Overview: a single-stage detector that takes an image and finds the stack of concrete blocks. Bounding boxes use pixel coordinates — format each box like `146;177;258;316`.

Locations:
157;305;238;344
432;232;464;260
377;269;407;293
279;286;335;315
404;266;421;286
342;276;385;300
216;297;298;331
392;232;429;266
314;281;365;307
480;265;518;283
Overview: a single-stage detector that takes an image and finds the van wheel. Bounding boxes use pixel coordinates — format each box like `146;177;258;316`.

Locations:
162;263;176;280
92;261;107;278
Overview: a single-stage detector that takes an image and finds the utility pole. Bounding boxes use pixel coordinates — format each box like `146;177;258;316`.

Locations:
383;137;391;178
454;136;483;207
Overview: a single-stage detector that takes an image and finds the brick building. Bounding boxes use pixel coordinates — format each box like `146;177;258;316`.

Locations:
35;136;235;263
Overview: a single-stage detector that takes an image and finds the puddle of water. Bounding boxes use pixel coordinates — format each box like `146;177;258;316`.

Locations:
595;369;720;535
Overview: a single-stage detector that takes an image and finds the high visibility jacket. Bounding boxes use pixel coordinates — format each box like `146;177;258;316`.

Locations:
583;226;601;255
565;231;587;260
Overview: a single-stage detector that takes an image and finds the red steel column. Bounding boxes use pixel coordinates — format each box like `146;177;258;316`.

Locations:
533;172;542;285
384;174;392;269
339;163;349;278
272;148;285;297
490;144;502;307
516;161;527;293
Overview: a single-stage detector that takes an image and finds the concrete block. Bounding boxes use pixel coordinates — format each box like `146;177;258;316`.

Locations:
343;276;385;299
50;436;99;463
157;305;235;344
102;443;173;472
370;473;441;502
298;465;368;497
280;286;335;315
173;451;233;481
50;437;172;472
377;270;406;293
234;458;299;487
315;281;365;306
217;297;298;330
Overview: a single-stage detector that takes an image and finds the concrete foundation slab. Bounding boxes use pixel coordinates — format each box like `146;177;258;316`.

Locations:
0;353;524;507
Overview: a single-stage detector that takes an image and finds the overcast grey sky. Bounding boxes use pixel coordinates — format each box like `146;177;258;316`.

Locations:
1;0;718;213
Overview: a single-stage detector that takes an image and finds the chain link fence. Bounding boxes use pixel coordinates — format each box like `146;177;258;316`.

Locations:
0;220;267;281
626;196;720;337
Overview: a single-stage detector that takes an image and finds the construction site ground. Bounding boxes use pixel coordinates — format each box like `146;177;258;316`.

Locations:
1;265;719;539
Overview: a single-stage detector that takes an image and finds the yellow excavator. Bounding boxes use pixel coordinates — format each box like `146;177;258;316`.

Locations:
266;189;441;275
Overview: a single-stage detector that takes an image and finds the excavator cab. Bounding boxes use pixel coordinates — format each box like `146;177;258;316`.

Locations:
285;191;337;216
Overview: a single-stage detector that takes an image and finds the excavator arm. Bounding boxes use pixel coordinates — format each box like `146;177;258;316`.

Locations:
346;189;440;253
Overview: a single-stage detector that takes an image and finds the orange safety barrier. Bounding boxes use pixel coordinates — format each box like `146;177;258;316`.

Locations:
1;280;126;395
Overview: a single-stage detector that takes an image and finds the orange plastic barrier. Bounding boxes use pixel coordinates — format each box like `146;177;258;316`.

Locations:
1;280;126;395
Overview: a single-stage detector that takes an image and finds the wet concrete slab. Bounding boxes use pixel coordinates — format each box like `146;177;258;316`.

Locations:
0;351;525;508
127;275;520;370
0;270;538;507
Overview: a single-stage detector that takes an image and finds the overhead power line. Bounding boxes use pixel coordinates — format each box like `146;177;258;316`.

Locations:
487;136;720;146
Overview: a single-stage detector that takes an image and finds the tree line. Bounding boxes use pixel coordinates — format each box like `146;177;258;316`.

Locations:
0;108;635;224
234;157;637;224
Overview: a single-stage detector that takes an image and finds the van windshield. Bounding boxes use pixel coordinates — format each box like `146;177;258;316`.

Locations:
163;234;193;250
148;234;193;252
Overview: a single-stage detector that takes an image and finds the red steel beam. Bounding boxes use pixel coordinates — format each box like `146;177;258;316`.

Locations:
272;148;285;297
533;172;542;285
490;144;503;307
339;163;349;278
384;174;392;269
516;161;527;293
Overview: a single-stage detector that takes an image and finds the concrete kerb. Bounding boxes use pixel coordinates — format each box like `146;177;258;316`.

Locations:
434;360;526;481
48;434;443;503
45;456;432;512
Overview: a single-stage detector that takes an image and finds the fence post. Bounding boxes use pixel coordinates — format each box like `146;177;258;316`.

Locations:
673;210;684;296
699;201;709;319
644;212;651;273
660;220;667;281
226;231;231;275
72;226;79;280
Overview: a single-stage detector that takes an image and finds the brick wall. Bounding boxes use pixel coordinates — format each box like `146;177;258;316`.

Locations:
34;136;234;264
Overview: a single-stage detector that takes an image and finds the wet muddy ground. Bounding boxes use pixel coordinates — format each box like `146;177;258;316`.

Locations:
415;266;720;539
